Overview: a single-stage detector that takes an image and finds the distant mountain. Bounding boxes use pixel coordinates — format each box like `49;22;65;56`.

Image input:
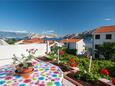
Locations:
77;29;95;39
62;29;95;39
0;31;58;40
0;29;95;41
29;33;57;39
62;29;95;46
43;37;62;41
63;33;79;39
0;31;29;39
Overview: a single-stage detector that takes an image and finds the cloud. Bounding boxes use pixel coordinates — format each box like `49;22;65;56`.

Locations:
42;30;55;34
0;30;28;33
13;30;28;33
104;18;112;21
47;30;55;33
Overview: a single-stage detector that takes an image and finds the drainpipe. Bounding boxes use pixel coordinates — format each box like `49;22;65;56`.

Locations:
76;42;78;55
92;33;95;59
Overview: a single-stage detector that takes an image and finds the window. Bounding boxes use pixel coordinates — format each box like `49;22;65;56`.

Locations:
64;43;67;45
106;34;112;39
95;44;99;49
95;34;100;39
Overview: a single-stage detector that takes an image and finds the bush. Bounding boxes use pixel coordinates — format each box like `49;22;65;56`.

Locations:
5;38;17;44
107;66;115;77
65;49;77;55
75;72;100;81
95;42;115;59
75;58;115;81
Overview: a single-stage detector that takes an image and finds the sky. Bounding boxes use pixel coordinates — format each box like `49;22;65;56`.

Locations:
0;0;115;35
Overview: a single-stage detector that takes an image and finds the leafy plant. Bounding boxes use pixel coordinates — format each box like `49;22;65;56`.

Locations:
6;38;17;44
12;49;38;68
65;49;77;55
95;42;115;59
74;58;115;81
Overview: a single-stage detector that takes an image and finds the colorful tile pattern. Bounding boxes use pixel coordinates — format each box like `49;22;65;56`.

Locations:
0;60;63;86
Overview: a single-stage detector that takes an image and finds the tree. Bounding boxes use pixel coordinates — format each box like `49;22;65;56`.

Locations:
6;38;17;44
95;42;115;60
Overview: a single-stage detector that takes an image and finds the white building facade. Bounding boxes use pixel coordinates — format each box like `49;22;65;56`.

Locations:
93;26;115;58
93;32;115;47
61;39;85;55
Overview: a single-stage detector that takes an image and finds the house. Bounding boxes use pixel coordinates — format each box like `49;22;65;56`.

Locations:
93;25;115;58
15;38;44;44
60;38;85;55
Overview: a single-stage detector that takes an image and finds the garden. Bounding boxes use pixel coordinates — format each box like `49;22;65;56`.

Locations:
38;45;115;86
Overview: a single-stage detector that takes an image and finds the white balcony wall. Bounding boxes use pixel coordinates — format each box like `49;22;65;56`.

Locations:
0;44;48;66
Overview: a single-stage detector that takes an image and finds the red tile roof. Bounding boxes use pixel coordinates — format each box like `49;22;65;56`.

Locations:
22;38;44;44
60;38;81;43
95;26;115;33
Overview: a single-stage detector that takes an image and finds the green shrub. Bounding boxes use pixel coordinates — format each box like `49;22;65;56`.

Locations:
6;38;17;44
48;50;115;81
65;49;77;55
75;58;115;81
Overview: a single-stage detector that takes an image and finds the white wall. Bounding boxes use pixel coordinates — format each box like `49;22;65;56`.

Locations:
64;39;85;55
77;39;85;55
93;32;115;49
0;44;48;66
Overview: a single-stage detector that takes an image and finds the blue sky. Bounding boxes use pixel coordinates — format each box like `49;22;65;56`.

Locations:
0;0;115;35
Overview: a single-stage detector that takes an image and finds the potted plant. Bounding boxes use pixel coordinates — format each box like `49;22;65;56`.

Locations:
12;49;38;75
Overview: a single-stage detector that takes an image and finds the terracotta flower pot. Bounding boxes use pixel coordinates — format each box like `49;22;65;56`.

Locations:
22;66;33;73
15;63;34;75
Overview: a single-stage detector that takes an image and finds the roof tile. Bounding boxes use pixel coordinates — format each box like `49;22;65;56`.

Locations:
95;26;115;33
60;38;81;43
23;38;44;44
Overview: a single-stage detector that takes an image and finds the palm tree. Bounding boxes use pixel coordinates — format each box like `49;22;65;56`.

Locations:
95;42;115;60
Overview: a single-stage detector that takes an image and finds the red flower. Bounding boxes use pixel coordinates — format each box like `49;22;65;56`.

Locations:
100;68;109;76
59;51;64;56
69;58;75;62
70;63;77;67
68;58;78;67
112;78;115;85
